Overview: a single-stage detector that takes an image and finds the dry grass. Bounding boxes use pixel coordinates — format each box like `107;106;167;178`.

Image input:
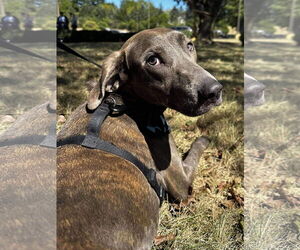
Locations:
245;42;300;249
0;43;55;133
57;41;244;249
155;43;244;249
0;43;55;115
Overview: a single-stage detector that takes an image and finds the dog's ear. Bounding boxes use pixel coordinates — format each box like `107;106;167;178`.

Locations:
87;50;127;110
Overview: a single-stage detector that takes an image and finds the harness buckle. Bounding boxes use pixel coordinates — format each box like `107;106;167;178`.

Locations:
81;134;98;149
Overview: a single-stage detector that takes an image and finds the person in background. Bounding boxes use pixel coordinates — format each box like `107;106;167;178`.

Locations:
0;12;20;31
71;13;78;31
22;13;33;31
57;12;69;32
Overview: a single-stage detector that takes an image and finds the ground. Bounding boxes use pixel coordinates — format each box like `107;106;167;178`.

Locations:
57;41;244;249
244;41;300;249
0;42;55;131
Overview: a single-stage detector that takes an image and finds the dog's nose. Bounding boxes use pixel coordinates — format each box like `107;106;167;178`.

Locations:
202;81;223;99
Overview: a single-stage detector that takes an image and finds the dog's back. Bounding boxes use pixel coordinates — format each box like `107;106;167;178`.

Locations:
57;105;160;250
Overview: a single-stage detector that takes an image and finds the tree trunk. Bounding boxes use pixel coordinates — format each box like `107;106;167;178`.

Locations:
197;14;213;41
0;0;5;17
192;0;225;42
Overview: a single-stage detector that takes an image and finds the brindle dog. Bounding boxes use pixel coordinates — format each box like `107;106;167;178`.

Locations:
57;28;223;249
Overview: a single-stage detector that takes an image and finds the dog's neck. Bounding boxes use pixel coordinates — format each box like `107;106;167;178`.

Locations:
105;93;170;137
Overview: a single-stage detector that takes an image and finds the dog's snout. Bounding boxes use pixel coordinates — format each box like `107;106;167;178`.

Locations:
202;81;223;99
246;82;265;95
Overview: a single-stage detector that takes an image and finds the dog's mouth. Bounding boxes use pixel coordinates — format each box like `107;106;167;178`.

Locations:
199;91;222;113
202;89;223;107
213;91;222;106
180;90;223;117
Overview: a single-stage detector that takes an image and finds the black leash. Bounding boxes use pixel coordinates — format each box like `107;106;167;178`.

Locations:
0;38;53;62
57;39;102;68
57;97;167;205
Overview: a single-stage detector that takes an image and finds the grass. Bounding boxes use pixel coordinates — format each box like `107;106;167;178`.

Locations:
0;43;55;115
57;41;244;249
155;43;244;249
244;42;300;249
0;43;55;133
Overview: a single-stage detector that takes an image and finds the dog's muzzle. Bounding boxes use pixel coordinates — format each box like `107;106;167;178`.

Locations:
199;80;223;106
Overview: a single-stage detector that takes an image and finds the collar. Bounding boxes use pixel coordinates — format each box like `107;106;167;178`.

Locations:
102;93;170;137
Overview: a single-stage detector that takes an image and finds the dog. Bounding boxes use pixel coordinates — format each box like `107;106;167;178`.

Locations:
57;28;223;249
0;100;56;249
244;73;265;108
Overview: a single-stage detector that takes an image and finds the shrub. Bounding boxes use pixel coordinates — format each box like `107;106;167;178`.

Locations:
82;20;99;31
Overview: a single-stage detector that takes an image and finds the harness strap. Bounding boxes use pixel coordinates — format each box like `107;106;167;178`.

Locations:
57;135;165;205
0;120;57;148
0;135;47;147
57;101;167;205
40;121;57;148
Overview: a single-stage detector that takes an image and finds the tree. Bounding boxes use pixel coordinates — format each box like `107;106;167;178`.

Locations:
244;0;300;41
175;0;226;41
2;0;56;29
0;0;5;17
216;0;243;33
116;0;169;31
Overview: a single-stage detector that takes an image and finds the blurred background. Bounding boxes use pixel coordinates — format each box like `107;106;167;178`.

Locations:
0;0;299;44
245;0;300;249
56;0;242;42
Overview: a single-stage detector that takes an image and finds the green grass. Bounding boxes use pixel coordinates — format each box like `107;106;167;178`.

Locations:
57;41;244;249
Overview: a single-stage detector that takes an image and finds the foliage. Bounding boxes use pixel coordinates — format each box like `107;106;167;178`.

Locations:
245;0;300;33
216;0;243;33
82;19;99;30
175;0;243;41
3;0;56;30
58;0;171;31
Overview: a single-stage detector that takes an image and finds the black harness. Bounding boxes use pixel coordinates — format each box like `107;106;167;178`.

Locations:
57;95;168;205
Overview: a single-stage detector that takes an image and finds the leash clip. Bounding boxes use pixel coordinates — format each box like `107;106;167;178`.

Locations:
104;94;127;115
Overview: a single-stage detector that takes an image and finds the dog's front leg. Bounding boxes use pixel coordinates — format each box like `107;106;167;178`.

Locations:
183;137;209;183
159;136;209;201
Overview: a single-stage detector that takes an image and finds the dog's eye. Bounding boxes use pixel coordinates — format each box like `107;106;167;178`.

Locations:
147;56;160;66
187;42;194;52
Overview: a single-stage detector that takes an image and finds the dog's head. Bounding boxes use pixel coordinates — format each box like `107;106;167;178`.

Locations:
88;28;222;116
244;73;265;108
